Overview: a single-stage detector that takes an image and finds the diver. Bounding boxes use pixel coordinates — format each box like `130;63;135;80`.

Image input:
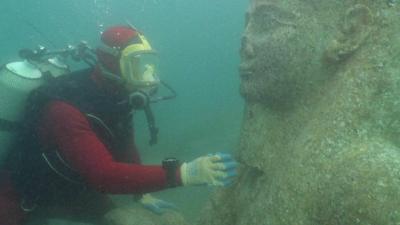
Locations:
0;25;238;225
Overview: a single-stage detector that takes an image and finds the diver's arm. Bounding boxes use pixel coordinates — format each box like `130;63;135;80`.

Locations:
38;100;182;194
124;134;142;164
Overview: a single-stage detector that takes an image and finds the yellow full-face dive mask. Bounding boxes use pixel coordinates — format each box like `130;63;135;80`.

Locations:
119;34;160;91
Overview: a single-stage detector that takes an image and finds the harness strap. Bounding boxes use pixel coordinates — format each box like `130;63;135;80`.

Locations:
41;151;84;184
86;113;115;139
40;113;114;185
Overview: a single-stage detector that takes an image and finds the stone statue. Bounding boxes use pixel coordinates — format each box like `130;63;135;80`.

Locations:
198;0;400;224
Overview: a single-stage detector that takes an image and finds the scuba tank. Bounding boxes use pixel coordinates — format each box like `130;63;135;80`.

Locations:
0;42;95;166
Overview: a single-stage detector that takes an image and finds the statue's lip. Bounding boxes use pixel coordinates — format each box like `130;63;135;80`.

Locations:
239;66;254;77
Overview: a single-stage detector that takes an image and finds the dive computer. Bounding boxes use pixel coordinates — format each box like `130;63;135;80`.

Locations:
162;157;180;187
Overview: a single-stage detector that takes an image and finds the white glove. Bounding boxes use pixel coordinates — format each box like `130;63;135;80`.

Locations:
180;153;238;186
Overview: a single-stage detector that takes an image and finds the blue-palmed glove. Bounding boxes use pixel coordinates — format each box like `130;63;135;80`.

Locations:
180;152;238;186
139;194;178;215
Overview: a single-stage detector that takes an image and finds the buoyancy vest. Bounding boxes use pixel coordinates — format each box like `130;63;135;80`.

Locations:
6;68;135;207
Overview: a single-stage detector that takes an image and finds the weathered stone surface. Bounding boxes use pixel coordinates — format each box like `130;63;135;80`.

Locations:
199;0;400;224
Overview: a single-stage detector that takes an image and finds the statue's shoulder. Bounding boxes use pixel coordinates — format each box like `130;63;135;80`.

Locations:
323;138;400;223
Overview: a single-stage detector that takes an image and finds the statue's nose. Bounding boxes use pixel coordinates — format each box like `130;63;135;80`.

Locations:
240;35;255;59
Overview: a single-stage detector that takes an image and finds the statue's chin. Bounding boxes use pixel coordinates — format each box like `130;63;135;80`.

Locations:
240;81;294;108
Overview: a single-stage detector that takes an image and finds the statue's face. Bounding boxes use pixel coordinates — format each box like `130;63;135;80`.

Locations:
239;0;329;104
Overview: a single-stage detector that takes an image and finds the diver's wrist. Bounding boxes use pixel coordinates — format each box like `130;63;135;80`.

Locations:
162;158;181;187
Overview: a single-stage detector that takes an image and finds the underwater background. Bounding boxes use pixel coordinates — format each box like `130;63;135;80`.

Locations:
0;0;247;223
